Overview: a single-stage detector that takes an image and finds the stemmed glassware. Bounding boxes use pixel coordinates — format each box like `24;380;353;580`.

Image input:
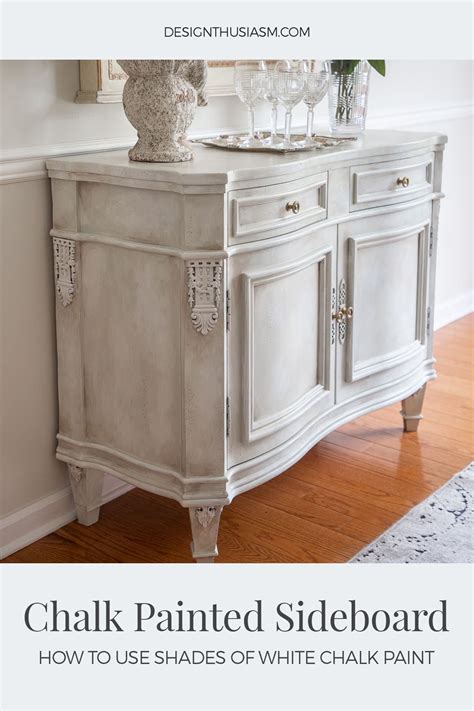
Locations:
234;61;268;147
261;61;281;147
273;60;307;148
300;60;329;146
232;59;333;150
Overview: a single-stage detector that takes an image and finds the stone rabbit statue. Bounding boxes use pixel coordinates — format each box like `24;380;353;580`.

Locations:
117;60;208;162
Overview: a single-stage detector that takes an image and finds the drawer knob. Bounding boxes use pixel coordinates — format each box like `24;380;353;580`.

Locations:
397;176;410;188
286;200;300;214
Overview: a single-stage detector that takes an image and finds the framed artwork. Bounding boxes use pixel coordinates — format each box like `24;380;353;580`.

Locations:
76;60;235;103
76;60;126;103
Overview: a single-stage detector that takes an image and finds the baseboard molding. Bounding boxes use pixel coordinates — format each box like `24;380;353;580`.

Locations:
434;290;474;331
1;102;472;185
0;474;133;560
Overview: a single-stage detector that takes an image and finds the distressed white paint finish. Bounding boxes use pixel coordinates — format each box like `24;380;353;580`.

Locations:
189;505;223;563
48;130;445;562
230;172;327;243
336;201;432;405
400;384;427;433
350;153;434;211
239;240;335;447
52;237;77;306
186;259;223;334
67;465;104;526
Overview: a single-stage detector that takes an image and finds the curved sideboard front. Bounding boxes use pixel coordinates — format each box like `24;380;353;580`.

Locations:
47;129;446;561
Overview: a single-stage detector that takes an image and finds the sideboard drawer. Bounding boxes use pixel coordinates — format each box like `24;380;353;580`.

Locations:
350;153;434;211
229;172;327;244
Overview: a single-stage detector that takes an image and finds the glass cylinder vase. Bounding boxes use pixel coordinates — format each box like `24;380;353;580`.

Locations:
328;61;370;136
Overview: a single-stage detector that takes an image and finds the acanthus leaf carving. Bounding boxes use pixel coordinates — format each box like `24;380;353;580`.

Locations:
68;464;83;483
195;506;217;528
186;260;223;335
53;238;77;307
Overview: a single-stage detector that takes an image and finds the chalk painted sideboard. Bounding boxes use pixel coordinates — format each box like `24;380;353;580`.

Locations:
47;129;446;562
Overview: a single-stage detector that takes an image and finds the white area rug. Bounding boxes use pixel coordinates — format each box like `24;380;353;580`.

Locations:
351;462;474;563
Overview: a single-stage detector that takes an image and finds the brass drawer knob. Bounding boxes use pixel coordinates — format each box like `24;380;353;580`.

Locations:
286;200;300;214
397;176;410;188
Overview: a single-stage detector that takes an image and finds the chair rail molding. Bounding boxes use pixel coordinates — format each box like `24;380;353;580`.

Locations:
1;102;472;185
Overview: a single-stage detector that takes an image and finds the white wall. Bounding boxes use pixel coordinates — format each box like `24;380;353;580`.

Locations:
1;60;472;555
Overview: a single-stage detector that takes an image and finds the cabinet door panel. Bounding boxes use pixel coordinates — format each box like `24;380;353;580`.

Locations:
337;203;432;403
244;252;327;440
347;223;429;381
228;225;336;467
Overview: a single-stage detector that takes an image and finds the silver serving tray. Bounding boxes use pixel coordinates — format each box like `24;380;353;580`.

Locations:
192;132;358;154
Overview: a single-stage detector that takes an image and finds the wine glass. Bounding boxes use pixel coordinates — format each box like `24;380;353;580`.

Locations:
234;61;267;147
261;61;282;147
300;60;329;146
273;60;307;148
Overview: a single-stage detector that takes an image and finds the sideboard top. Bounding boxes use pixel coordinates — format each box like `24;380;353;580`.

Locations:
47;129;447;191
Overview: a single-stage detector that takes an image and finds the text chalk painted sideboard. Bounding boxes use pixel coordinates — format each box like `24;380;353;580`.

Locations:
47;130;446;562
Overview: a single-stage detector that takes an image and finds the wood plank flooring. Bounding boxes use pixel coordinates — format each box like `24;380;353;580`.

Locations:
4;313;473;564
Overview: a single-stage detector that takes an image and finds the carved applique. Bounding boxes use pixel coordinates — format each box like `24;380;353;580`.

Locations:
53;238;77;306
338;278;347;345
68;464;83;482
186;260;223;335
331;286;337;345
195;506;217;528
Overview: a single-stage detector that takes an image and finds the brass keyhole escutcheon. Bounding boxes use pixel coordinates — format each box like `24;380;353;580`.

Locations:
397;176;410;188
286;200;300;214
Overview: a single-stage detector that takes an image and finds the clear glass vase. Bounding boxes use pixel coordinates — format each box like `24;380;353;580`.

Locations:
328;61;370;136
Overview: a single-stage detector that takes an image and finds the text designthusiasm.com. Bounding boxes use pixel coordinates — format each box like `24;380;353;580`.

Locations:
163;25;310;38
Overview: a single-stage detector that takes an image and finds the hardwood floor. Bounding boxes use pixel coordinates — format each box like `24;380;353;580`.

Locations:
4;314;473;564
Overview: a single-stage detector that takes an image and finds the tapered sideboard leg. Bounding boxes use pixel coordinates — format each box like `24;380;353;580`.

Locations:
189;505;223;563
67;464;104;526
400;384;427;432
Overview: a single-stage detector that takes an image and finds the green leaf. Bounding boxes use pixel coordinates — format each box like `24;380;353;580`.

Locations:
368;60;386;76
331;59;386;76
330;60;361;75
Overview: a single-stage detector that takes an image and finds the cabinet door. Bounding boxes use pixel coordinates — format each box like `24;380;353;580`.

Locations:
227;225;337;467
336;202;432;403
